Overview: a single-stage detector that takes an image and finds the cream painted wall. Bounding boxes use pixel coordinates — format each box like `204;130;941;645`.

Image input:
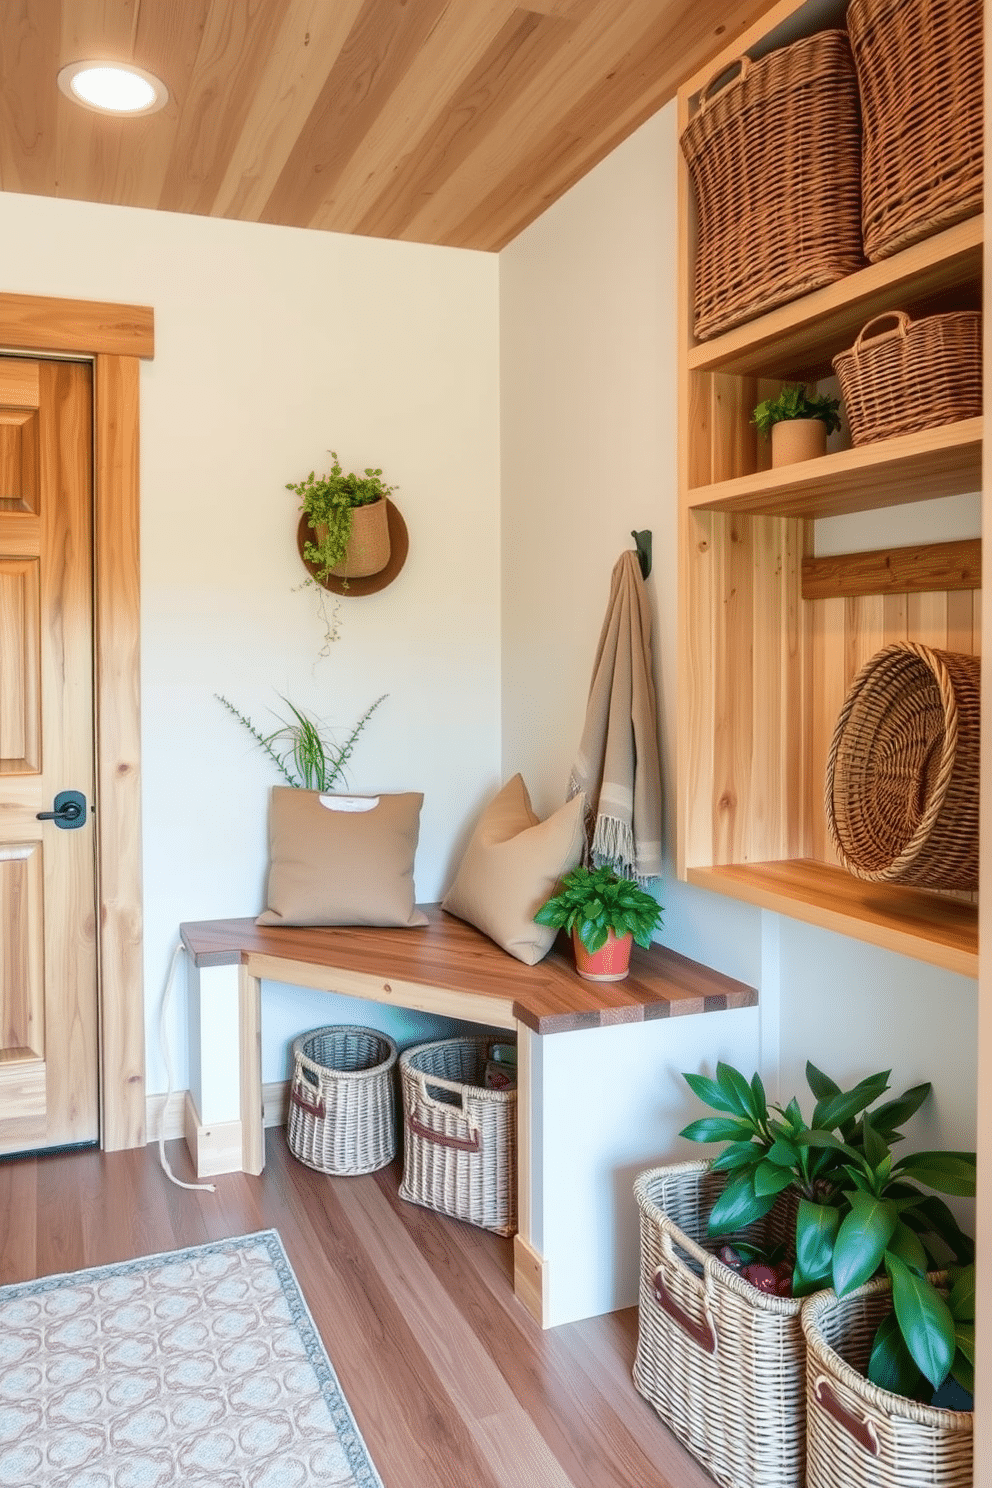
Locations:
0;191;501;1092
498;98;978;1202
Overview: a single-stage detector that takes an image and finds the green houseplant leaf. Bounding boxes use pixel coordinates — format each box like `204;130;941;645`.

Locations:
833;1192;898;1296
885;1252;956;1391
793;1199;840;1296
892;1151;977;1197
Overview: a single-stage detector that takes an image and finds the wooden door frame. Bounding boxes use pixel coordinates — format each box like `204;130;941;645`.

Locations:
0;291;153;1151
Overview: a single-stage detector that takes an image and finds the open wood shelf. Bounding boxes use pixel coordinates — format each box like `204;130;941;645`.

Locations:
676;2;982;976
687;863;981;976
687;216;983;381
688;417;982;518
687;861;978;979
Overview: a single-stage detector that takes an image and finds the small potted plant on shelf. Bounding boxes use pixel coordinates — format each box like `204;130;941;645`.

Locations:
751;384;842;468
289;451;396;585
534;863;663;981
679;1060;976;1406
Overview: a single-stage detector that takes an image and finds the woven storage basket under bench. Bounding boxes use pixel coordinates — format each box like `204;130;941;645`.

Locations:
633;1160;805;1488
287;1025;398;1176
398;1035;517;1236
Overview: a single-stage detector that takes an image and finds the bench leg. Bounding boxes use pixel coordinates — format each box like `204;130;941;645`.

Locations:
239;966;264;1175
512;1021;548;1325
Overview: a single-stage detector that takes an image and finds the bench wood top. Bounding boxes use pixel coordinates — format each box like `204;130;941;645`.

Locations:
180;906;757;1034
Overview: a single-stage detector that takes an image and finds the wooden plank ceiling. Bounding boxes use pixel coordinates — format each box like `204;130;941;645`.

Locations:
0;0;766;252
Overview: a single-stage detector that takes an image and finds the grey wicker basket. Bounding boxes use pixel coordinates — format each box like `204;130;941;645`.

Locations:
398;1036;517;1236
633;1161;805;1488
287;1025;398;1176
802;1278;973;1488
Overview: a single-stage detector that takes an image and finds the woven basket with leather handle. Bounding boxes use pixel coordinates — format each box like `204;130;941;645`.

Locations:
287;1025;398;1175
633;1161;805;1488
802;1278;973;1488
825;643;980;891
681;29;863;341
398;1036;517;1235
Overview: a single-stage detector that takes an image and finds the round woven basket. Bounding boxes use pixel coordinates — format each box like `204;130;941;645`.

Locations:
287;1025;398;1176
824;643;980;890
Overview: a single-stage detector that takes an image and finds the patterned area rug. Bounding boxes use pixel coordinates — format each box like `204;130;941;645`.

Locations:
0;1229;383;1488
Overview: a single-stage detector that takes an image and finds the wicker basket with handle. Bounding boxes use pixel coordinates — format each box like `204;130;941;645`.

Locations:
633;1161;806;1488
825;643;980;891
398;1036;517;1236
849;0;983;262
832;311;982;448
680;30;863;342
287;1025;398;1176
802;1278;973;1488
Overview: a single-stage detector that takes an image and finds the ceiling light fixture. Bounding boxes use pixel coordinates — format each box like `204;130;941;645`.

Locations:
57;61;168;116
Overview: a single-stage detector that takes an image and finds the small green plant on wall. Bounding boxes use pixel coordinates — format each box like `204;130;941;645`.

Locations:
216;693;386;790
289;452;396;585
751;384;842;438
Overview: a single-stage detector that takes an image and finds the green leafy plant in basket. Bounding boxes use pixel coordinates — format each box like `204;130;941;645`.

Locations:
216;692;385;790
289;451;396;585
751;384;842;438
680;1060;976;1403
534;864;662;952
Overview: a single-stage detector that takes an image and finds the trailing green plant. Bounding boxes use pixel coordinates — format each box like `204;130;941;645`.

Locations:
534;864;662;952
217;692;385;791
680;1060;976;1402
289;451;396;584
751;384;842;438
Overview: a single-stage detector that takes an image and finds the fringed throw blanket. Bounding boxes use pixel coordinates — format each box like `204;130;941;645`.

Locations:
568;549;663;883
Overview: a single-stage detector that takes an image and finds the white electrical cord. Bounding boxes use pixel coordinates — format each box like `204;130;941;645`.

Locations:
158;941;216;1193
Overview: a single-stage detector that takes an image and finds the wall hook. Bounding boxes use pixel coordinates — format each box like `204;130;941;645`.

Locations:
631;529;652;580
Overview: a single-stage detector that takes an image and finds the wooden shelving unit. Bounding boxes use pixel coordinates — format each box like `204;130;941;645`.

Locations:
676;7;982;975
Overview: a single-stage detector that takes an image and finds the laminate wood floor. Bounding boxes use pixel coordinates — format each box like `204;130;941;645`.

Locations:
0;1132;717;1488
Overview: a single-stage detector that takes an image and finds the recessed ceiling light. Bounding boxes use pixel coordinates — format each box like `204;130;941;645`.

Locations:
57;61;168;116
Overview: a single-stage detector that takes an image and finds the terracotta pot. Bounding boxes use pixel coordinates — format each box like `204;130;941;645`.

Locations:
771;417;827;468
572;927;634;982
322;498;392;580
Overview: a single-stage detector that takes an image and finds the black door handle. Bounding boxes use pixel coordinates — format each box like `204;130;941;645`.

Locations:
37;790;87;829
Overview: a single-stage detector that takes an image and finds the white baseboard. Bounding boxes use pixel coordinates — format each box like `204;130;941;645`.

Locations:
146;1083;290;1157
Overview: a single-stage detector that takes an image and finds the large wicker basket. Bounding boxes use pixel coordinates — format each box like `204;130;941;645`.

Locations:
802;1279;973;1488
398;1036;517;1236
832;311;982;447
681;30;863;342
633;1161;805;1488
849;0;983;262
287;1025;398;1176
825;643;980;891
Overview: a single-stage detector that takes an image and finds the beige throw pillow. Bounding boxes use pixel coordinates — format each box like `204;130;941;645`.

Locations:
257;787;428;928
442;774;586;964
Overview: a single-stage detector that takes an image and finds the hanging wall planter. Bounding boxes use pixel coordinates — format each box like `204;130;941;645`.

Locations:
289;451;409;596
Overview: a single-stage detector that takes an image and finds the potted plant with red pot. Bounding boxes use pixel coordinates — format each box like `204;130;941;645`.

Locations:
534;863;662;981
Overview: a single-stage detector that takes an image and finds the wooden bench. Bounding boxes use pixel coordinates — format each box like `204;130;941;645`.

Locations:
180;905;758;1324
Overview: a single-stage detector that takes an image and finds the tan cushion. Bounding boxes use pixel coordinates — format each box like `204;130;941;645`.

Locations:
257;787;428;928
442;775;586;964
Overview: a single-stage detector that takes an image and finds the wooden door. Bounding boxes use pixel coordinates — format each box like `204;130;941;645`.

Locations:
0;357;98;1153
